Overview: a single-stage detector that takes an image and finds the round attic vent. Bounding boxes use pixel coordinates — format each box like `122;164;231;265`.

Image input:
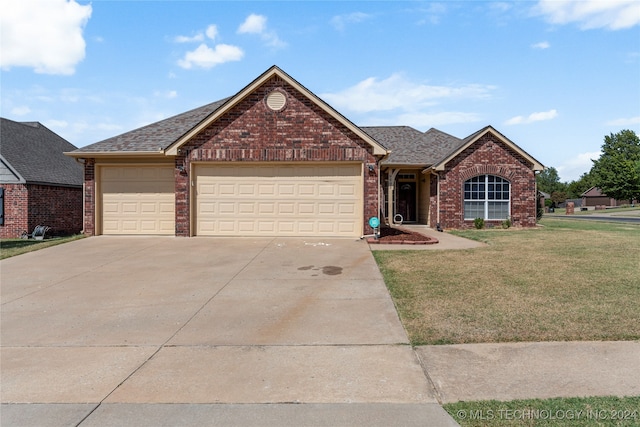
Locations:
266;91;287;111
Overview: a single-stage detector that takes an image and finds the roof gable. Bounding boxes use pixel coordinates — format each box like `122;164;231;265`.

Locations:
581;186;606;197
431;125;544;172
166;66;387;156
0;118;83;186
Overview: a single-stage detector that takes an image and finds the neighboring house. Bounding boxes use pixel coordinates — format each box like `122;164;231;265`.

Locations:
1;118;83;238
66;66;543;237
581;187;632;207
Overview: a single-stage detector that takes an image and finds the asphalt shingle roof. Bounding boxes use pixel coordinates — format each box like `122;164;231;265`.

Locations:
362;126;464;166
71;95;468;168
73;98;230;153
1;118;83;186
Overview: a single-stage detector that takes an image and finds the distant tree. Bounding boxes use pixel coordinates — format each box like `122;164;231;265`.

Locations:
566;171;596;199
551;191;567;206
536;167;565;194
591;130;640;204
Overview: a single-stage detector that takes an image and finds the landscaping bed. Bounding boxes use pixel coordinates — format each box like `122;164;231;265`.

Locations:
367;226;439;245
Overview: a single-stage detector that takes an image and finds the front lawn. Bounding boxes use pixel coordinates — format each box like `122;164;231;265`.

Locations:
0;235;85;260
373;218;640;345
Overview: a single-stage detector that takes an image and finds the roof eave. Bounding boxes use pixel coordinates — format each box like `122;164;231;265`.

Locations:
64;150;168;159
381;163;428;169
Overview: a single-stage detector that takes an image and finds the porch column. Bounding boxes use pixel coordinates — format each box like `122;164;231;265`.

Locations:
387;168;400;225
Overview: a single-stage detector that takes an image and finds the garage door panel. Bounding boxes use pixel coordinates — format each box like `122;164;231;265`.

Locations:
100;166;175;235
195;163;362;237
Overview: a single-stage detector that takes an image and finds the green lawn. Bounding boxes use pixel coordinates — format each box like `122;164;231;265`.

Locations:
0;235;85;260
373;218;640;345
444;396;640;427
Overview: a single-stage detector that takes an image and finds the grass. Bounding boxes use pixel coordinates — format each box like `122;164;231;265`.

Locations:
549;206;640;216
373;218;640;345
0;235;85;260
444;396;640;427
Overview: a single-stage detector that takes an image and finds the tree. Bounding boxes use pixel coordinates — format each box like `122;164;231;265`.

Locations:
551;191;567;206
536;167;565;195
591;130;640;204
566;171;596;199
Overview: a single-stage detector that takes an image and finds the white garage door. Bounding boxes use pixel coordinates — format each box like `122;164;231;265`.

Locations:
195;163;362;237
100;166;175;235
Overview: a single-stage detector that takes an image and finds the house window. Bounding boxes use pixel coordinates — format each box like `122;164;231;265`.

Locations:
464;175;510;220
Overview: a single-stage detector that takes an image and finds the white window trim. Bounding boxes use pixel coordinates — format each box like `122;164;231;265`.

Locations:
463;175;511;220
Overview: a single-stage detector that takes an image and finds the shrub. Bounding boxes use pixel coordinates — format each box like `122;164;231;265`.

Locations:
502;218;512;229
474;218;485;229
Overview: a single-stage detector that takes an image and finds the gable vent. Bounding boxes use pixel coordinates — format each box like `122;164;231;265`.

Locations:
266;91;287;111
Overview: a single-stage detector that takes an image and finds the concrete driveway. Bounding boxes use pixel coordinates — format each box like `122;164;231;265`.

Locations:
1;237;457;426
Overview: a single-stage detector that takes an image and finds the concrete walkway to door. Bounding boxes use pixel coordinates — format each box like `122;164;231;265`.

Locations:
1;237;457;426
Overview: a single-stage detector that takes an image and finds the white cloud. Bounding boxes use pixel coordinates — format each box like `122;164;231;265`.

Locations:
205;25;218;40
535;0;640;30
154;90;178;99
177;43;244;69
330;12;372;31
0;0;92;75
416;3;448;25
237;14;286;48
175;33;204;43
238;14;267;34
557;151;601;182
606;116;640;126
321;73;495;114
45;119;69;129
532;41;550;49
175;24;217;43
505;109;558;125
10;106;31;116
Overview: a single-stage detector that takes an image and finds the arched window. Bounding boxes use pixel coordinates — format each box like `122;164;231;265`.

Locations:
463;175;510;220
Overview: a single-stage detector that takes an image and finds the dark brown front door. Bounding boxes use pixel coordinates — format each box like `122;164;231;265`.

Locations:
397;182;416;222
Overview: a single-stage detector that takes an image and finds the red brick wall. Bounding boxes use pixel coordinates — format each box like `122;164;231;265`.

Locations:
430;133;537;229
0;184;28;238
175;75;379;236
83;159;96;236
0;183;82;238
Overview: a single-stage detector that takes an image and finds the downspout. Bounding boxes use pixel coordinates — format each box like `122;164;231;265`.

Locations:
436;172;441;225
377;159;381;229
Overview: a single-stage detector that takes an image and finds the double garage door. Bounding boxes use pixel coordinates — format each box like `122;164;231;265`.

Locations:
100;163;363;237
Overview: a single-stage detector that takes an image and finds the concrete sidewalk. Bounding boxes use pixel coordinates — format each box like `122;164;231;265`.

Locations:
416;341;640;403
0;236;458;426
369;226;486;251
3;236;637;426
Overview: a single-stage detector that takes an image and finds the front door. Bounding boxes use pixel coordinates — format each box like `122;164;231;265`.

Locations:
397;181;417;222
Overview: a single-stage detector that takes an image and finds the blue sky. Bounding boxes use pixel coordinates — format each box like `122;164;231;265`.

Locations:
2;0;639;182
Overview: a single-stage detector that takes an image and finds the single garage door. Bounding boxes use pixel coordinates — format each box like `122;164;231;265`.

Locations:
195;163;362;237
100;166;175;235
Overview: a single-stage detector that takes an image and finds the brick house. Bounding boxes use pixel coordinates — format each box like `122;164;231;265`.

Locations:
581;187;635;207
66;66;543;237
1;118;84;238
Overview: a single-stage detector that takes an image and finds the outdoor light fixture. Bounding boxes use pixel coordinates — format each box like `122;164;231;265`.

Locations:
368;164;375;172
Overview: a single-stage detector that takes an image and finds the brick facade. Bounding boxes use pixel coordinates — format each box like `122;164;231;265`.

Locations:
0;183;82;238
83;159;96;236
175;76;379;236
428;133;537;229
